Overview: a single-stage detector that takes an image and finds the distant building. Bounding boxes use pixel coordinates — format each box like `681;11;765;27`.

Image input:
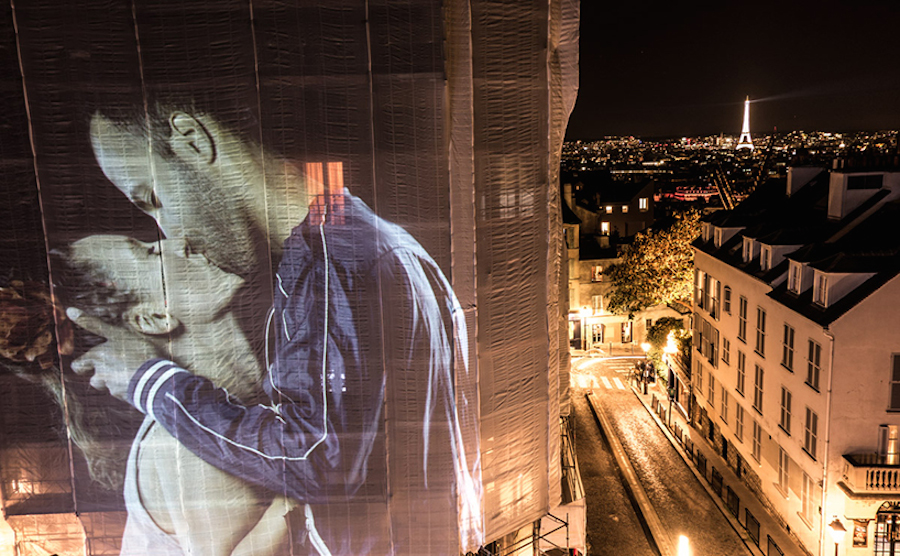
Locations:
562;171;655;239
692;158;900;556
563;179;684;353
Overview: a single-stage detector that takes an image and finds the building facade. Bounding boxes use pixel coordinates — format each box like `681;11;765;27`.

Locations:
692;162;900;556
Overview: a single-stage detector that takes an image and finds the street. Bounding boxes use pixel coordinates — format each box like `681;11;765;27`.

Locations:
572;355;751;556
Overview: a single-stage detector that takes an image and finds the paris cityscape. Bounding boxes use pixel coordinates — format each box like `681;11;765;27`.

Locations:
2;1;900;556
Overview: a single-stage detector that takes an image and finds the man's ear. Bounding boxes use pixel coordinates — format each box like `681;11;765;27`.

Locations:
169;112;216;164
124;303;180;336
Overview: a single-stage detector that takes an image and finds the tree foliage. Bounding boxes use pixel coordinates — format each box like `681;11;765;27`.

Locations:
607;210;701;315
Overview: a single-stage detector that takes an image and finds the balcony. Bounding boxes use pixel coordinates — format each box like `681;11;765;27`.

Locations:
841;453;900;496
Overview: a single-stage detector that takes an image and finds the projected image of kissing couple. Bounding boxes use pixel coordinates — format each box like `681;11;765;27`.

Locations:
55;103;482;556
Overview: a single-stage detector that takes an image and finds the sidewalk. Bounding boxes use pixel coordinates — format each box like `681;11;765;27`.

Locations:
632;377;810;556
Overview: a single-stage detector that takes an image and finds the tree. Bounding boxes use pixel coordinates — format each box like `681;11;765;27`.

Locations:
606;209;700;315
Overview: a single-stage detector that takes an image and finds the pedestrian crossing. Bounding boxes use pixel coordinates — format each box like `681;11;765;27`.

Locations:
600;376;626;390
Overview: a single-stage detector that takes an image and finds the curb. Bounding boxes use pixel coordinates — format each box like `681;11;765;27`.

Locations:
585;391;674;556
630;386;761;556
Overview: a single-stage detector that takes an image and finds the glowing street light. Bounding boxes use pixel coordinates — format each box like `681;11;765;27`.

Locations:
829;517;846;556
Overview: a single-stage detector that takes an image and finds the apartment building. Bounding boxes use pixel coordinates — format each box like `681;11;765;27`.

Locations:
691;161;900;556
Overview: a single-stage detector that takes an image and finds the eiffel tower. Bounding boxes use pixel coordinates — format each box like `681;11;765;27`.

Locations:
736;96;754;151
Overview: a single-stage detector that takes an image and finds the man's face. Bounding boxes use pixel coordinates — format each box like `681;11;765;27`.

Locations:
89;113;259;277
69;235;243;326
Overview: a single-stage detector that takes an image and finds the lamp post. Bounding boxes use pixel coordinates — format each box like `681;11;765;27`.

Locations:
829;517;846;556
640;343;651;394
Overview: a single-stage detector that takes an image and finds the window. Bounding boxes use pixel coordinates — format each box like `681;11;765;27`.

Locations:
782;324;795;371
742;237;754;263
735;404;744;441
788;262;802;293
621;321;632;343
753;365;764;414
709;277;721;319
622;205;629;213
801;473;815;522
605;205;613;214
890;354;900;410
695;270;705;309
592;324;604;343
814;273;828;306
722;338;731;365
708;374;716;408
755;307;766;357
590;265;603;282
738;296;748;342
804;408;818;459
695;361;703;393
721;387;729;423
565;227;577;249
780;387;792;435
807;340;821;391
736;351;746;396
761;247;772;271
778;447;790;495
639;197;648;211
591;295;603;313
601;221;610;235
752;420;762;462
723;286;732;314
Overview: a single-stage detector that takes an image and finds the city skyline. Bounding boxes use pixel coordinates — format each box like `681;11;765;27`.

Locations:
567;0;900;139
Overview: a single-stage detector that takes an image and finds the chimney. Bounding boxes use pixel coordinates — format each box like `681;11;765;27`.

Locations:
564;181;574;210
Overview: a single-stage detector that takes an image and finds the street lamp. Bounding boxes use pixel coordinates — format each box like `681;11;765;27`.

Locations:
829;517;846;556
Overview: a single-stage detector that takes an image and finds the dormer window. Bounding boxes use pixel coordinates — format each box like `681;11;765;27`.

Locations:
742;237;755;263
605;205;613;214
788;262;802;293
813;272;828;307
761;247;772;271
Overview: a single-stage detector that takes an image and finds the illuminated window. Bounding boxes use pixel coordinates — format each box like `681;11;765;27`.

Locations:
804;408;818;459
813;273;828;306
753;365;764;414
782;324;794;371
780;387;792;435
807;341;821;391
736;351;746;396
605;205;613;214
621;205;629;213
590;265;603;282
638;197;648;211
601;221;610;235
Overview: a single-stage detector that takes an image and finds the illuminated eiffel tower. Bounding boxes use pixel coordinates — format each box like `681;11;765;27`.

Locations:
736;96;754;151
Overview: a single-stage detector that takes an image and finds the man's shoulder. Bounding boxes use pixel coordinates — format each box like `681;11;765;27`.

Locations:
284;193;427;268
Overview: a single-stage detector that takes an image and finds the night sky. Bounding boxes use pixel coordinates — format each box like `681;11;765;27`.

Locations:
566;0;900;139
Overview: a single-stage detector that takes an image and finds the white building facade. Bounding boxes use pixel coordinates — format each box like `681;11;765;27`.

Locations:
692;162;900;556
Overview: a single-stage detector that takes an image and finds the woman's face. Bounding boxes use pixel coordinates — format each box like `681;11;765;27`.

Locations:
68;235;244;325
